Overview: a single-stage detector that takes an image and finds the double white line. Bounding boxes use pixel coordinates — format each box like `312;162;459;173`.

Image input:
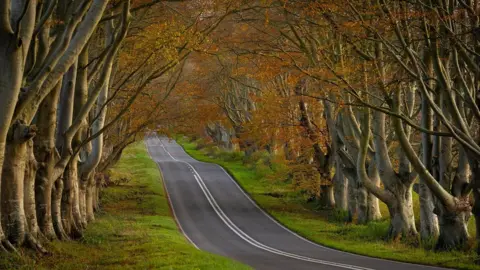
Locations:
152;138;373;270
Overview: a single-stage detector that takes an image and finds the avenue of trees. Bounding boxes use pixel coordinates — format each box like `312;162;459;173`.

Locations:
175;0;480;263
0;0;244;254
3;0;480;266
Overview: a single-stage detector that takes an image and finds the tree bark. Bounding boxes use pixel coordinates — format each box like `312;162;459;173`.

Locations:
2;122;33;245
434;94;469;250
51;175;68;240
333;169;348;211
57;62;82;238
61;158;82;238
0;0;37;250
34;81;61;240
386;183;417;239
24;140;46;252
85;175;96;222
367;164;382;221
419;92;439;240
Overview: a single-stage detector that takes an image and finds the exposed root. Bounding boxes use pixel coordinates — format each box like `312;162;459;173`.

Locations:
0;242;8;253
25;234;49;255
54;224;70;241
70;224;83;240
57;231;70;241
1;239;17;253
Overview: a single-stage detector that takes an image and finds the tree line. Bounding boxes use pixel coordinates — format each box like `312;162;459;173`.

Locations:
0;0;243;254
177;0;480;263
4;0;480;266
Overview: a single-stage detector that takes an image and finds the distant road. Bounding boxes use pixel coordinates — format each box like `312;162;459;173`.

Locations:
145;135;446;270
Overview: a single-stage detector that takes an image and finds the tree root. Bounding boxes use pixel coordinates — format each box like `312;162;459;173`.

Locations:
54;224;70;241
1;239;17;253
70;224;83;240
56;230;70;241
25;234;49;255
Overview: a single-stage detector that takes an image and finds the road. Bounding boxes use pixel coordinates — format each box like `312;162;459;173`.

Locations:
145;135;446;270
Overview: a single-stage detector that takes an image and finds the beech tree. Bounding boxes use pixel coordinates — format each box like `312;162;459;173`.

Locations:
176;0;480;262
5;0;480;266
0;0;239;253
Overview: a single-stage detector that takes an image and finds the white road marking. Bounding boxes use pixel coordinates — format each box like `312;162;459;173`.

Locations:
144;138;200;249
153;136;374;270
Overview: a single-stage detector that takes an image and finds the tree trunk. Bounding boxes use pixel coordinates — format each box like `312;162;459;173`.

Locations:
419;180;439;240
94;174;102;211
61;159;82;238
0;0;37;250
434;99;469;250
356;184;369;224
387;184;417;239
418;89;439;240
359;95;416;238
435;210;469;250
35;165;56;240
346;174;357;222
79;179;88;226
51;177;68;240
72;162;84;229
23;140;46;252
333;170;348;211
367;164;382;221
1;121;37;245
34;81;61;240
85;175;95;222
472;161;480;261
318;185;335;209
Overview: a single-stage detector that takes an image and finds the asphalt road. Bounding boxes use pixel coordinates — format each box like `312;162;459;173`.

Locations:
145;135;446;270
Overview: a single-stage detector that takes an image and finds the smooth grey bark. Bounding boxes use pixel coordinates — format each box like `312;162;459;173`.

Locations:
34;86;61;239
333;169;348;211
2;122;35;245
15;0;110;126
51;175;67;240
337;105;382;224
80;5;131;222
33;81;62;242
419;91;439;240
359;105;416;238
24;140;46;252
205;123;233;150
74;47;89;228
62;154;82;238
430;92;470;250
0;20;23;251
435;145;470;250
0;0;37;247
325;99;348;211
32;7;59;241
356;181;369;224
80;22;114;223
35;82;69;240
346;174;357;222
366;163;382;221
57;62;82;238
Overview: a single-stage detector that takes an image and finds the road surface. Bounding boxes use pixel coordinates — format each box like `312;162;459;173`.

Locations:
145;135;446;270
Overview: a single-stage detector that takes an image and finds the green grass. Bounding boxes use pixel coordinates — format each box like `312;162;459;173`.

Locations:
176;136;480;270
0;142;250;270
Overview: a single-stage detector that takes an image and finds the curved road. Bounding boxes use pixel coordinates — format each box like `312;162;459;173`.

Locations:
145;135;445;270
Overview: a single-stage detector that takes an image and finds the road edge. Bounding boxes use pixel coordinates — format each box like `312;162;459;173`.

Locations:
175;137;452;270
144;138;200;249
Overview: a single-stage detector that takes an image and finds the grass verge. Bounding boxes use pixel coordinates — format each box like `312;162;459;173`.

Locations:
0;142;250;270
177;136;479;270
